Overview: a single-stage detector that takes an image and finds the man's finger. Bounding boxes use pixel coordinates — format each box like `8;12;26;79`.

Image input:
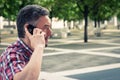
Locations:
33;28;41;35
40;31;45;37
33;28;43;35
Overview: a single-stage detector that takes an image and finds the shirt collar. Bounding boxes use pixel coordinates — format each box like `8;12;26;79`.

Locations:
17;38;33;54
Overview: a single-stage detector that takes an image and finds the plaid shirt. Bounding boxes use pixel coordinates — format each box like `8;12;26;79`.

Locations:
0;38;33;80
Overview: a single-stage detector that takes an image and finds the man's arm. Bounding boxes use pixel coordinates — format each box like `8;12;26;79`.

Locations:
14;45;44;80
14;27;45;80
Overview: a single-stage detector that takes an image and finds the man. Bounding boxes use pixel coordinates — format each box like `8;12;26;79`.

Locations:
0;5;52;80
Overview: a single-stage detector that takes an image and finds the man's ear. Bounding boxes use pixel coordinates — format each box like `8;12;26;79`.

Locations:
24;23;32;37
25;24;35;35
24;23;30;36
24;24;29;30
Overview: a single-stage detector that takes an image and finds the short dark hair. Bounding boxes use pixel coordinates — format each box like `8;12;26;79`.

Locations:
16;5;49;38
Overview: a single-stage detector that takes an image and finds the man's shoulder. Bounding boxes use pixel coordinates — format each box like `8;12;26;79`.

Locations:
0;41;22;58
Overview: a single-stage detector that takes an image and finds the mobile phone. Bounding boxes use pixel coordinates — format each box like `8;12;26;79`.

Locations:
27;24;35;35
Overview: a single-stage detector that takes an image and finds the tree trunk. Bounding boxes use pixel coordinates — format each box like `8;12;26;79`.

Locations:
98;19;100;28
84;5;88;43
8;19;11;27
96;19;101;37
94;18;97;28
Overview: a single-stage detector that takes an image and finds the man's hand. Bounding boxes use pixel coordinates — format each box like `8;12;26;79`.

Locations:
25;27;45;50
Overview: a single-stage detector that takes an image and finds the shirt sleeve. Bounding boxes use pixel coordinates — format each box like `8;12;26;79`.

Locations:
3;51;26;80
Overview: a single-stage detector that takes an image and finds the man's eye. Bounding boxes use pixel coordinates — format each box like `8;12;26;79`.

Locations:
44;25;50;29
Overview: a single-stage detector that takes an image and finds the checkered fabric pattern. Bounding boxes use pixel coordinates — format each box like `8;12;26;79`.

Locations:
0;38;32;80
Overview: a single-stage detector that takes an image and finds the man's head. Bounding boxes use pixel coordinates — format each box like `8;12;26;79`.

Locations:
17;5;52;46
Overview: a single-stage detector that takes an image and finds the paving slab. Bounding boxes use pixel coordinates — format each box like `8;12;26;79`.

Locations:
41;53;120;72
93;48;120;54
67;68;120;80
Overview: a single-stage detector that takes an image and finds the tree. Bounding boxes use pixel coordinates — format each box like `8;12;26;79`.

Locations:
116;0;120;20
33;0;120;42
0;0;37;28
0;0;36;21
0;0;21;21
76;0;120;40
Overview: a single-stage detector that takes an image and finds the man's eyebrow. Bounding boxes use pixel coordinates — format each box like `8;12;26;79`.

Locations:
45;24;51;27
43;25;51;29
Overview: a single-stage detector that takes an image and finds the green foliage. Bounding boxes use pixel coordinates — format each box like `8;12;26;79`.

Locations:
0;0;36;21
36;0;83;21
0;0;119;21
89;0;120;21
116;0;120;20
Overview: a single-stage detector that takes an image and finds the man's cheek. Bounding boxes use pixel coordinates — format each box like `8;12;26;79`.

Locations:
45;38;48;43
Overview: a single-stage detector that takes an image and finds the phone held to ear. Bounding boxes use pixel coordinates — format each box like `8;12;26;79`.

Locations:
28;24;48;47
27;24;35;34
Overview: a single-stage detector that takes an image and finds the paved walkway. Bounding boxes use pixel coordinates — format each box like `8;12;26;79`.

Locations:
39;29;120;80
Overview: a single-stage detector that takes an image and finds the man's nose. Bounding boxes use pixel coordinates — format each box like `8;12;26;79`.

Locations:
47;28;52;36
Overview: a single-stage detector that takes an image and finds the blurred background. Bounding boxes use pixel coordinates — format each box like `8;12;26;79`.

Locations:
0;0;120;80
0;0;120;42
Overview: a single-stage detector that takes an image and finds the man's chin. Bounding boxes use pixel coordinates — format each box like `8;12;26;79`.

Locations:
45;44;48;47
45;39;48;47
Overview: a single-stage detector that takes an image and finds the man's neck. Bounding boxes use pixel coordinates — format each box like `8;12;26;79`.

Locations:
20;38;33;50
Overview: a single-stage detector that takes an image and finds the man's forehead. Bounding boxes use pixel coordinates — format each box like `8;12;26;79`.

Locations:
39;16;50;22
36;16;51;26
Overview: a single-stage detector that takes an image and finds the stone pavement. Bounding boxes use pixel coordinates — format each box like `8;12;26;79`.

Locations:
39;29;120;80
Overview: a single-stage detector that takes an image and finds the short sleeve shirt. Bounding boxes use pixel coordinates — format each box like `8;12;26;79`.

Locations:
0;38;33;80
